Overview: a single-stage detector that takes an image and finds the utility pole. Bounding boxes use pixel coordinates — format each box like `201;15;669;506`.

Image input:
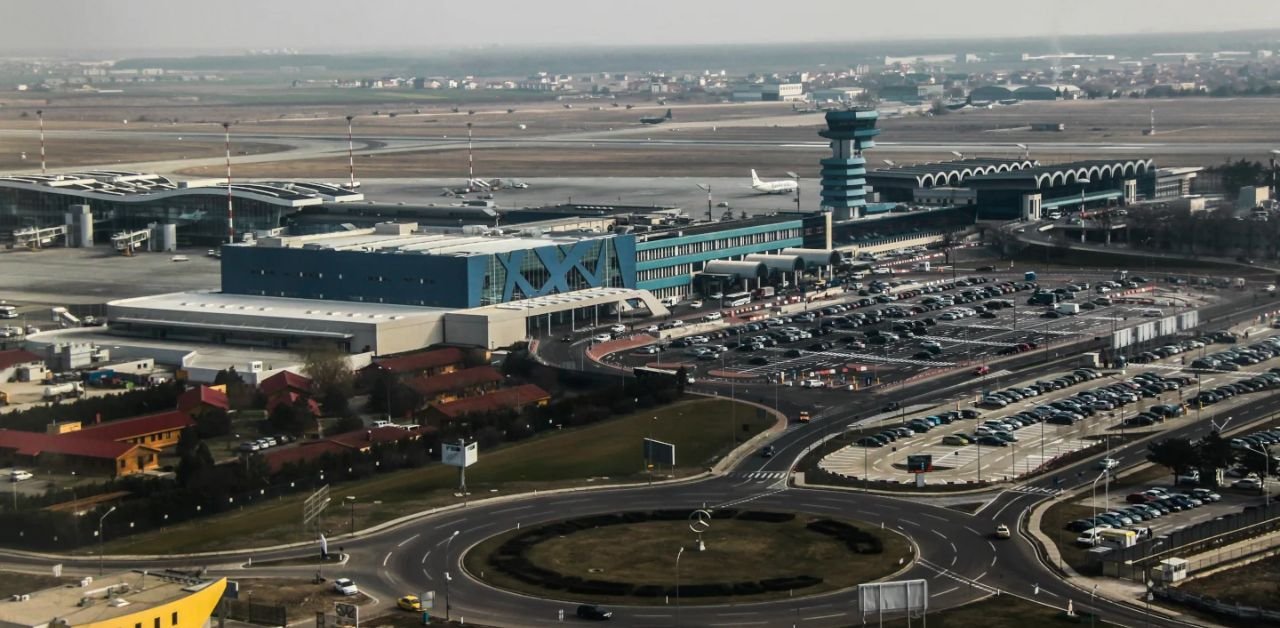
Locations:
345;115;356;190
467;122;474;187
36;109;46;174
222;122;235;244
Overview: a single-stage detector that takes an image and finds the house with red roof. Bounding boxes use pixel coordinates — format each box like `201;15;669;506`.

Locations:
428;384;550;421
266;391;322;417
404;366;503;405
0;429;160;478
260;426;424;473
365;347;466;380
259;371;312;397
177;385;230;415
71;410;195;450
0;349;45;383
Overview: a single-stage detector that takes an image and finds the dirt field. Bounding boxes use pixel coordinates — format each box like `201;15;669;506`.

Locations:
0;136;284;172
1178;553;1280;610
235;577;372;618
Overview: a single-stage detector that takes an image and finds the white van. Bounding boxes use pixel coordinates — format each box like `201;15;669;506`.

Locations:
703;312;723;322
660;296;681;307
1075;527;1110;547
1140;308;1164;318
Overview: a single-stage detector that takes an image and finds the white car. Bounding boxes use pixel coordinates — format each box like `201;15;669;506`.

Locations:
709;292;724;299
333;578;359;596
1097;458;1119;471
9;470;32;482
609;324;627;334
592;333;612;343
689;300;704;308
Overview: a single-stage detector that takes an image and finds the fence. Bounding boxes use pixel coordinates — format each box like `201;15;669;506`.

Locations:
1155;586;1280;624
222;598;288;626
1098;504;1280;581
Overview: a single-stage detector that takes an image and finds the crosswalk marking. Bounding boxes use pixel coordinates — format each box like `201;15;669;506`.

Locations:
732;471;788;480
1009;485;1062;495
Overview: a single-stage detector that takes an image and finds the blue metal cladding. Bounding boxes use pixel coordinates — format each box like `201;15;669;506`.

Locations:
222;234;637;309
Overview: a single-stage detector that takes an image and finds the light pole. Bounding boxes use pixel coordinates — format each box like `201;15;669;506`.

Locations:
786;171;800;213
444;530;459;621
1077;177;1092;243
696;183;712;222
1241;444;1271;507
222;121;235;244
36;109;45;174
345;115;356;190
675;546;685;628
98;506;116;575
1090;469;1109;542
345;495;356;535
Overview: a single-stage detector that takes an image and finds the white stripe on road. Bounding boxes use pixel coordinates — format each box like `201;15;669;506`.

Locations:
382;552;392;567
491;505;533;515
397;533;419;547
803;613;846;621
421;550;431;564
434;519;466;530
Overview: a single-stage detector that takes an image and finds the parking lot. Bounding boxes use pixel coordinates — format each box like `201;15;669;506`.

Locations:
601;271;1219;388
817;323;1280;486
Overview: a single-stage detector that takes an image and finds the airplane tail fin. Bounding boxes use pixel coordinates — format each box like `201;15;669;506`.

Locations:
751;169;762;185
665;108;672;119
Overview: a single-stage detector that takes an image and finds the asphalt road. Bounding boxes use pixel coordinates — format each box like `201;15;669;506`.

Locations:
0;280;1275;626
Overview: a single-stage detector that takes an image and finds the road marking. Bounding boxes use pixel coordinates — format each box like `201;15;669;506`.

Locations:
719;612;761;616
948;542;957;555
710;622;767;626
803;613;846;621
991;553;998;567
976;571;988;581
382;552;393;567
964;526;979;536
934;586;959;597
919;512;948;522
801;503;840;510
491;505;533;515
422;568;430;580
633;614;671;618
421;550;431;564
434;519;466;531
397;533;419;547
931;529;947;540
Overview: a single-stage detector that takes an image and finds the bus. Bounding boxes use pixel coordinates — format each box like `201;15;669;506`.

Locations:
725;292;752;307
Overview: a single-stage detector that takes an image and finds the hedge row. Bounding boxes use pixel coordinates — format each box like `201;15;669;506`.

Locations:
805;519;884;554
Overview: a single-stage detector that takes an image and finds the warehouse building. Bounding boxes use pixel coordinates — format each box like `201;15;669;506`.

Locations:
0;571;227;628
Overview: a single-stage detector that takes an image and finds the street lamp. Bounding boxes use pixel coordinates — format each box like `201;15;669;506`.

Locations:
696;183;712;222
675;546;685;628
98;506;117;575
36;109;45;174
345;495;356;535
785;171;800;213
444;530;460;621
1015;143;1029;159
1077;178;1092;242
1240;444;1271;507
1090;469;1109;543
345;115;356;191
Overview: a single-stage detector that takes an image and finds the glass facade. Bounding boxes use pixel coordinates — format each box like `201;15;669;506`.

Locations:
0;187;303;245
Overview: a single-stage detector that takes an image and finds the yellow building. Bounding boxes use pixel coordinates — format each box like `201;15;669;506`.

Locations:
0;571;226;628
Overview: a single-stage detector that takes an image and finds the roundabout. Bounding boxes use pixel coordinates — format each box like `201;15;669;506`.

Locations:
462;509;911;605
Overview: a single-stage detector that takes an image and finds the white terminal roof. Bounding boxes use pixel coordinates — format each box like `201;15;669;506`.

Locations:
110;291;448;323
252;228;608;257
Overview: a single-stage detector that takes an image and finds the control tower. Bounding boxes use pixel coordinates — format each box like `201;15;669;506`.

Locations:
818;109;880;219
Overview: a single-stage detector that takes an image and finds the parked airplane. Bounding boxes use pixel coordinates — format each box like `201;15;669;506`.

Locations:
750;170;798;195
640;109;672;125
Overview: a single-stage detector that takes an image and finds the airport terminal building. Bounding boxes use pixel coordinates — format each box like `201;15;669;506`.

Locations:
0;171;362;244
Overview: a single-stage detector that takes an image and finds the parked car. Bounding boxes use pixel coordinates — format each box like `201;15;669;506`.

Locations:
333;578;359;596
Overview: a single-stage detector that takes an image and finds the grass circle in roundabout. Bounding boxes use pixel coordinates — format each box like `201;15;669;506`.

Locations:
462;509;913;605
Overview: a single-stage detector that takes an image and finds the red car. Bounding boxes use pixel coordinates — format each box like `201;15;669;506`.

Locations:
1126;492;1153;504
974;366;991;376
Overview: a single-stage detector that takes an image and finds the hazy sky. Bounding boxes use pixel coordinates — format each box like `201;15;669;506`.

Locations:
3;0;1279;55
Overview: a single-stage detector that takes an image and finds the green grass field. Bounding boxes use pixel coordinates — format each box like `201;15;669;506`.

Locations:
102;398;773;555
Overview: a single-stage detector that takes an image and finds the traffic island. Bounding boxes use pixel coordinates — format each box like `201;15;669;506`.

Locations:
462;509;911;605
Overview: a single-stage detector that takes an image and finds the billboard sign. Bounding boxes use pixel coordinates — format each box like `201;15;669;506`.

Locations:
442;441;478;468
859;579;928;617
906;455;933;474
643;438;676;466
